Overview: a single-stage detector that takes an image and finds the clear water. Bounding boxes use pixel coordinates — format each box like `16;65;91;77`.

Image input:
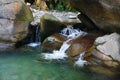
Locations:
0;47;116;80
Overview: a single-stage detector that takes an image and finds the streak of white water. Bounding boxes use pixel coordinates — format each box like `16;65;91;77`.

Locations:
74;52;87;67
43;40;70;60
27;42;40;47
28;24;41;47
42;26;86;60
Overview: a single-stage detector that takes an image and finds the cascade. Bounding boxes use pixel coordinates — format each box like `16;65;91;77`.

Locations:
27;24;41;47
74;52;87;67
42;25;86;60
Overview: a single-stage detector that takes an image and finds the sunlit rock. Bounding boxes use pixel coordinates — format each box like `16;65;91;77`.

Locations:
95;33;120;61
35;0;49;10
0;0;33;49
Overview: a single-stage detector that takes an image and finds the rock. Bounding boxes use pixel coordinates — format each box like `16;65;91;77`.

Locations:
0;0;33;49
69;0;120;32
40;13;65;41
35;0;49;10
88;33;120;77
91;49;119;68
67;34;97;57
89;66;117;77
95;33;120;61
92;50;112;61
41;34;67;52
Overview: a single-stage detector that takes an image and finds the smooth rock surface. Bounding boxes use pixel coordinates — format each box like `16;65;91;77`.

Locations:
95;33;120;61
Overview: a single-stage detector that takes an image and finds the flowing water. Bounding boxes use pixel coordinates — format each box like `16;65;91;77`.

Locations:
42;26;86;60
75;52;87;67
0;47;114;80
27;24;41;47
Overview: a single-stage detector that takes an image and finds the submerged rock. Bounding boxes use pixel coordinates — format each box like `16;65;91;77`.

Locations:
69;0;120;33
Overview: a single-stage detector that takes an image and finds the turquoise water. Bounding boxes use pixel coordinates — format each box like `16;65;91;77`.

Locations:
0;47;116;80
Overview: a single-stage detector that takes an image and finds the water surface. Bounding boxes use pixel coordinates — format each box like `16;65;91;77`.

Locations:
0;47;116;80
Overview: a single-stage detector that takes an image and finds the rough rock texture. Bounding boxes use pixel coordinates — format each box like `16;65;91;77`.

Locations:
40;13;65;41
0;0;33;48
69;0;120;32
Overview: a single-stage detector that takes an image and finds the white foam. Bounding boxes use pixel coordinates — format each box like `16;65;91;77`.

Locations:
27;42;40;47
42;40;70;60
74;52;87;67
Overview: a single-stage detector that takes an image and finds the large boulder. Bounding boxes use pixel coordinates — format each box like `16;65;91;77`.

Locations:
88;33;120;77
40;13;65;41
95;33;120;62
69;0;120;32
0;0;33;48
67;34;97;57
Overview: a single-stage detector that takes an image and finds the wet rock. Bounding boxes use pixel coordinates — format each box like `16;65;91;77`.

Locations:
0;0;33;49
67;34;97;57
89;66;117;77
40;13;65;41
91;50;119;68
41;34;67;52
69;0;120;32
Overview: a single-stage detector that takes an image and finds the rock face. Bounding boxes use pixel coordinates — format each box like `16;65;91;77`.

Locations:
69;0;120;32
89;33;120;77
95;33;120;61
0;0;33;48
40;13;65;41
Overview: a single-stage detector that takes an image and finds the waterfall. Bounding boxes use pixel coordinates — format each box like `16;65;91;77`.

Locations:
43;40;70;60
27;24;41;47
42;25;86;60
74;52;87;67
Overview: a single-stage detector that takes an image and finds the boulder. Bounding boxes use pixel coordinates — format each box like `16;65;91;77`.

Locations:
40;13;65;41
0;0;33;48
67;34;97;57
95;33;120;61
88;33;120;77
41;34;67;52
69;0;120;32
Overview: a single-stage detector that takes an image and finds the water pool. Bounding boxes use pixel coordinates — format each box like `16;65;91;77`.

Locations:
0;47;117;80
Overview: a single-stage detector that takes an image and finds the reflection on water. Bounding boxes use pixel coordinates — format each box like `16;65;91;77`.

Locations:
0;47;118;80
